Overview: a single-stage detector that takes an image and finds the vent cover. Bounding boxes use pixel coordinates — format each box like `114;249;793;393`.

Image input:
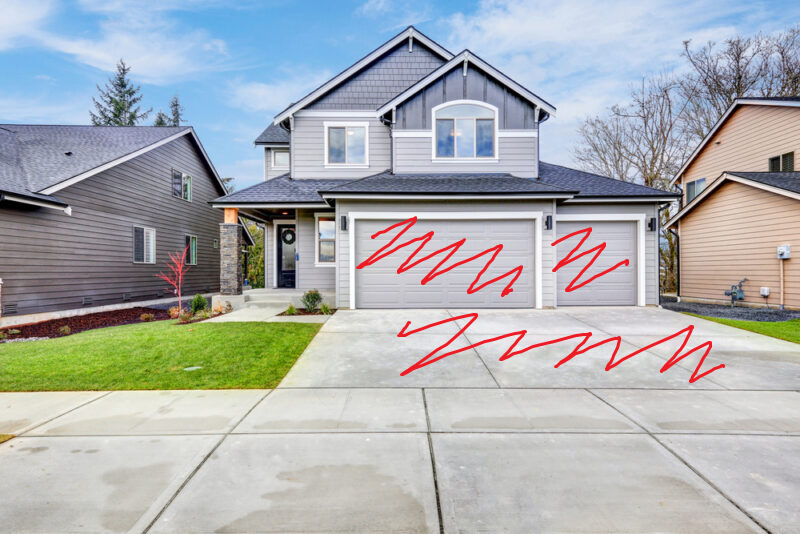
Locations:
3;303;18;315
122;293;131;301
82;297;93;306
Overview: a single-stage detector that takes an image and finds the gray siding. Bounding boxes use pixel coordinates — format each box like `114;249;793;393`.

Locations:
393;135;538;177
292;117;391;179
308;42;445;110
0;135;225;316
296;210;336;290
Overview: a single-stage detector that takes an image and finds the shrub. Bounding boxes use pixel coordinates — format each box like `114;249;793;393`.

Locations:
7;329;20;335
140;313;155;322
320;303;332;315
301;289;323;312
190;294;208;314
58;325;71;335
195;309;211;320
0;332;6;341
212;302;225;315
225;301;234;313
285;304;297;316
178;310;194;324
168;306;181;319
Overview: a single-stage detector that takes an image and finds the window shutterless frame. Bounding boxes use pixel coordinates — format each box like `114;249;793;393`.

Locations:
314;212;336;266
431;100;499;162
323;121;369;167
133;226;156;264
172;169;192;201
185;235;197;265
272;149;290;169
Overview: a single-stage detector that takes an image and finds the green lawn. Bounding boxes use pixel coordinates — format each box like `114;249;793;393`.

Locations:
0;320;321;391
684;313;800;344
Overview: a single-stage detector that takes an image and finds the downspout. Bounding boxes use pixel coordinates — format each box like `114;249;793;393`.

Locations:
0;278;3;318
380;112;394;174
657;203;670;307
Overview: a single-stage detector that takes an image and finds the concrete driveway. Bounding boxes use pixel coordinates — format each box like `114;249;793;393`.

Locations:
1;307;799;533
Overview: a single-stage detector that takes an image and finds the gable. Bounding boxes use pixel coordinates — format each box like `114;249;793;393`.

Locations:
308;42;446;111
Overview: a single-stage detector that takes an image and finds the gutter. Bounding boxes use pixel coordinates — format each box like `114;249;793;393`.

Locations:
0;191;72;215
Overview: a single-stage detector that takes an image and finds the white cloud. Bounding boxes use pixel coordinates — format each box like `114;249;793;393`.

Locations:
357;0;391;16
0;94;90;124
227;70;333;114
0;0;53;51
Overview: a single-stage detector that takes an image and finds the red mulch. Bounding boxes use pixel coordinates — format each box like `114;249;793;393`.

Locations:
1;307;170;340
278;308;336;316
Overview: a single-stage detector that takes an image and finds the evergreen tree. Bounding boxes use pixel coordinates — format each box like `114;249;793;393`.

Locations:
153;110;170;127
221;177;235;192
90;59;151;126
169;95;184;126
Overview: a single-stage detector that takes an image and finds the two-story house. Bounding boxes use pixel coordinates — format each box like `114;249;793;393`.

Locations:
666;97;800;309
0;125;252;322
214;27;677;309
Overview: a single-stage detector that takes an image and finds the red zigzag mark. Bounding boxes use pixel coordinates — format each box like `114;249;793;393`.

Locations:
552;227;630;291
397;313;723;383
356;216;523;297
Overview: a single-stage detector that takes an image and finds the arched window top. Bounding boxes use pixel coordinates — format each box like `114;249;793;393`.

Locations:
433;100;497;160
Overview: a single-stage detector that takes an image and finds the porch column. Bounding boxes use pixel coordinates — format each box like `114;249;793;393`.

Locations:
220;208;243;296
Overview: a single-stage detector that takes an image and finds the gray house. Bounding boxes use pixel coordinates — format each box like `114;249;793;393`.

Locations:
214;27;677;309
0;125;250;318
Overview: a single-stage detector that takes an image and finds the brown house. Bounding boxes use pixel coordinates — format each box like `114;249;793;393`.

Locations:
666;97;800;309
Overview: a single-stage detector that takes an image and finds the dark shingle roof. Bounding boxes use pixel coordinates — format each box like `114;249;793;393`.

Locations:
538;162;679;198
254;123;290;145
320;170;575;195
739;96;800;102
212;174;346;204
0;124;190;199
728;171;800;195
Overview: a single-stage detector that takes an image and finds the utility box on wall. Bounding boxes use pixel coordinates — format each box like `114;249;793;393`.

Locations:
777;245;791;259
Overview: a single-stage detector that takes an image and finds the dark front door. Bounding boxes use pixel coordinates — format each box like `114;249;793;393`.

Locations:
277;224;296;288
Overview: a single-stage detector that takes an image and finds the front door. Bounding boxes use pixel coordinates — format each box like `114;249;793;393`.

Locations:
277;224;296;288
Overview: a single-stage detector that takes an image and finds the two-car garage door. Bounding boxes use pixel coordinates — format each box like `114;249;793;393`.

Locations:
354;218;536;308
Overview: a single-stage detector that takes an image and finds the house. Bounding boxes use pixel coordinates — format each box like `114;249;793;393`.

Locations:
0;125;251;319
666;97;800;310
213;27;677;309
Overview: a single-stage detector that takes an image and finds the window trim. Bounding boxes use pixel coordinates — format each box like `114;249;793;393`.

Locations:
185;234;197;265
133;226;156;264
172;169;192;202
314;212;336;267
686;178;706;203
272;149;290;170
323;121;369;168
431;100;499;163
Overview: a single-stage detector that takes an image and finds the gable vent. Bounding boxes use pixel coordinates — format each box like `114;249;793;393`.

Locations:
3;303;17;315
82;296;93;306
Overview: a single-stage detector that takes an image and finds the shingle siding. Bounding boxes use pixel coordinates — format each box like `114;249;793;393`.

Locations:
0;135;224;316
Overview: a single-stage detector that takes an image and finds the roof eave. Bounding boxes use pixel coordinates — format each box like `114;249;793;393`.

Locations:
0;190;72;214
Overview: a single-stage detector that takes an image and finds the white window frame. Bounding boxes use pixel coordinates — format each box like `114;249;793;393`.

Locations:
314;212;336;267
431;100;499;163
133;226;156;264
686;178;706;202
323;121;369;168
186;234;197;265
272;149;290;170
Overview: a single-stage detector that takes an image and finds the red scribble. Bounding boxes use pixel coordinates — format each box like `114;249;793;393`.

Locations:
397;313;723;383
552;227;630;291
356;216;523;297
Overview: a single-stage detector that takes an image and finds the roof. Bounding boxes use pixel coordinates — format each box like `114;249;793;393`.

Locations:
319;171;574;196
212;174;346;205
671;96;800;185
538;162;679;198
254;123;290;145
665;171;800;228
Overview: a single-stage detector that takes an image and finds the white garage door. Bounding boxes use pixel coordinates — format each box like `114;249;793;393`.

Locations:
556;221;637;305
354;218;536;308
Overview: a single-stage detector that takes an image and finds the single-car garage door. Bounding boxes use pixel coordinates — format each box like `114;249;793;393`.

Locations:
354;218;536;308
556;221;637;305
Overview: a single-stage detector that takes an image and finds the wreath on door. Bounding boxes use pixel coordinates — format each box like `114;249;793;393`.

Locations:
281;228;296;245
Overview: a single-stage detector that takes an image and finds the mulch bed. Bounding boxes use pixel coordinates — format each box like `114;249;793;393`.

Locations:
661;296;800;322
1;307;170;341
278;308;336;316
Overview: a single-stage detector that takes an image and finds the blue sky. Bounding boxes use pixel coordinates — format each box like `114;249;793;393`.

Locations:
1;0;798;189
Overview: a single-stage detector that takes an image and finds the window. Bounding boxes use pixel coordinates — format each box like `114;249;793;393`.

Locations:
273;149;290;169
172;170;192;201
133;226;155;264
686;178;706;202
434;101;497;159
185;235;197;265
315;213;335;265
769;152;794;172
324;123;368;166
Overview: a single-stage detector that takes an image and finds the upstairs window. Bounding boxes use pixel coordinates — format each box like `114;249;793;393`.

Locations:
686;178;706;202
769;152;794;172
325;123;368;166
273;149;290;169
434;101;497;159
172;170;192;201
133;226;155;264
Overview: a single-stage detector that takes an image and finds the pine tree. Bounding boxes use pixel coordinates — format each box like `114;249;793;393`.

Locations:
90;59;151;126
169;95;184;126
153;111;170;127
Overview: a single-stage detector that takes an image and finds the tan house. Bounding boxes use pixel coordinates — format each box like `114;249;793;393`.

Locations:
666;97;800;309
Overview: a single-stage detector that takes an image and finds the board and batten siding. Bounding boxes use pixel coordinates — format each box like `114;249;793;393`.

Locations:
556;202;660;306
681;105;800;203
334;199;555;309
679;181;799;308
291;117;391;179
0;135;224;316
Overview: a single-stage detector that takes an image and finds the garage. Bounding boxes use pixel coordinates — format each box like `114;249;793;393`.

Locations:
556;220;638;305
353;216;538;308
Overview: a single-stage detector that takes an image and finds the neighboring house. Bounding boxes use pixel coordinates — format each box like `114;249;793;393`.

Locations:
666;97;800;309
214;27;677;309
0;125;251;318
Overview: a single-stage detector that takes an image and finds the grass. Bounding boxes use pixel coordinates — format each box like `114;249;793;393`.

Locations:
0;435;12;444
684;313;800;344
0;320;321;391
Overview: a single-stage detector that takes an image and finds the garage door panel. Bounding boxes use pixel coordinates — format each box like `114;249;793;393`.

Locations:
355;218;535;308
557;221;637;306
